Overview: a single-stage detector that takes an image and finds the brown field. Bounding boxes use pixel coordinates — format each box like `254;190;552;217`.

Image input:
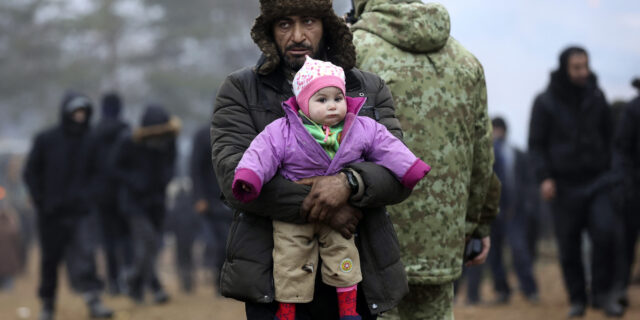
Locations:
1;240;639;320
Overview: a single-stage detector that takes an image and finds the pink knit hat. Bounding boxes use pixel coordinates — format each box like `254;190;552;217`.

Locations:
292;56;346;117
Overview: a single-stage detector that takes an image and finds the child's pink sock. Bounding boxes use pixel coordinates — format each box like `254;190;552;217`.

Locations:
337;285;359;317
275;302;295;320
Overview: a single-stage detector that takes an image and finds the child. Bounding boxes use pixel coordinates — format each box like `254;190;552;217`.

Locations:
232;56;430;320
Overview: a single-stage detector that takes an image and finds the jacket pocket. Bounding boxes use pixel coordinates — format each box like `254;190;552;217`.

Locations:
219;211;275;303
223;211;242;261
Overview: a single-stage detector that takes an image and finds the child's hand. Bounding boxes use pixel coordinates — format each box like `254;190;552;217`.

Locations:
241;183;252;192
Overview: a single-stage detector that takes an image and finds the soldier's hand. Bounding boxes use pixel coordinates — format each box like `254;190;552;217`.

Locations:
326;204;362;239
540;178;556;201
465;236;491;267
297;173;350;223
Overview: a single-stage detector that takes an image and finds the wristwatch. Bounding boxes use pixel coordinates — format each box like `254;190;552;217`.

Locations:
341;169;359;195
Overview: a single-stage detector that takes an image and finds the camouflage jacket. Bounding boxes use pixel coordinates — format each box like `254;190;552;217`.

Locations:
352;0;495;285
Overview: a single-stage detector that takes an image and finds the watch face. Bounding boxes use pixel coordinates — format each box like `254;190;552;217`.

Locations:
345;171;358;192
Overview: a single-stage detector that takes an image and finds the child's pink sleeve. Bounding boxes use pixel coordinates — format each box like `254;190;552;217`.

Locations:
232;120;287;202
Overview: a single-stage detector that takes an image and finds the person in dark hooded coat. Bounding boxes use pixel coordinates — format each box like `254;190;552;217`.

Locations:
23;91;114;320
84;92;132;295
109;104;180;304
611;78;640;306
528;47;622;318
190;124;232;292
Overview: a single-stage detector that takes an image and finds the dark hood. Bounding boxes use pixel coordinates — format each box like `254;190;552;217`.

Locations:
250;0;356;75
101;92;122;119
59;91;93;135
548;46;597;106
141;105;169;127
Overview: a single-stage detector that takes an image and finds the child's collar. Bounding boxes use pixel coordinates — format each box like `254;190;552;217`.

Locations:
298;110;343;143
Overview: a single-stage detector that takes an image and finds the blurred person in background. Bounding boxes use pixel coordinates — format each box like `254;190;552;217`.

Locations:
4;155;35;274
84;92;132;296
23;92;113;320
611;77;640;307
0;186;21;291
464;117;539;305
190;124;231;294
165;176;199;293
1;154;35;280
609;100;627;126
109;104;180;304
528;46;621;318
352;1;496;318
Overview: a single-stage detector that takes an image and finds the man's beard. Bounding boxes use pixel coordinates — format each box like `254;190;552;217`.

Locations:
570;76;588;88
280;39;325;71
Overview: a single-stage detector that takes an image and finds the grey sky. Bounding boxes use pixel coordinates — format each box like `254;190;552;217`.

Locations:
435;0;640;148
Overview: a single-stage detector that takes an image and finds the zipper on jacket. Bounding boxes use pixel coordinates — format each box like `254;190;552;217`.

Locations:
325;97;368;174
283;102;333;165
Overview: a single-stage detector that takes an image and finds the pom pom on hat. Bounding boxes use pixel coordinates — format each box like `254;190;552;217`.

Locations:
293;56;346;117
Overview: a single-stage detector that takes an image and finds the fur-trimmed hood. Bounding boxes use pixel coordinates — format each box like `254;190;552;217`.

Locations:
133;106;181;142
133;116;181;142
251;0;356;75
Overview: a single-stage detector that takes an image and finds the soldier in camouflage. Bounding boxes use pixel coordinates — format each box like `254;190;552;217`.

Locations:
351;1;497;318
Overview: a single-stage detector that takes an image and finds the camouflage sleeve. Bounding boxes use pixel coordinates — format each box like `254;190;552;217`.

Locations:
467;173;501;237
464;67;495;237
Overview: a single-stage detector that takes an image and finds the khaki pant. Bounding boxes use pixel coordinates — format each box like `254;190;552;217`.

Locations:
273;220;362;303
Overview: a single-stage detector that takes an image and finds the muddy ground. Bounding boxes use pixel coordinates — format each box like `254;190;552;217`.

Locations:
1;241;638;320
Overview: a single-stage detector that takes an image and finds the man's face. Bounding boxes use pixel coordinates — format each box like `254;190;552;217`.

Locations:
492;127;505;141
567;53;590;87
71;109;88;124
273;15;323;71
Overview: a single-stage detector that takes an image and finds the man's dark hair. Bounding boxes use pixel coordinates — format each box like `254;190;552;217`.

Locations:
491;117;507;133
632;78;640;91
559;46;588;73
